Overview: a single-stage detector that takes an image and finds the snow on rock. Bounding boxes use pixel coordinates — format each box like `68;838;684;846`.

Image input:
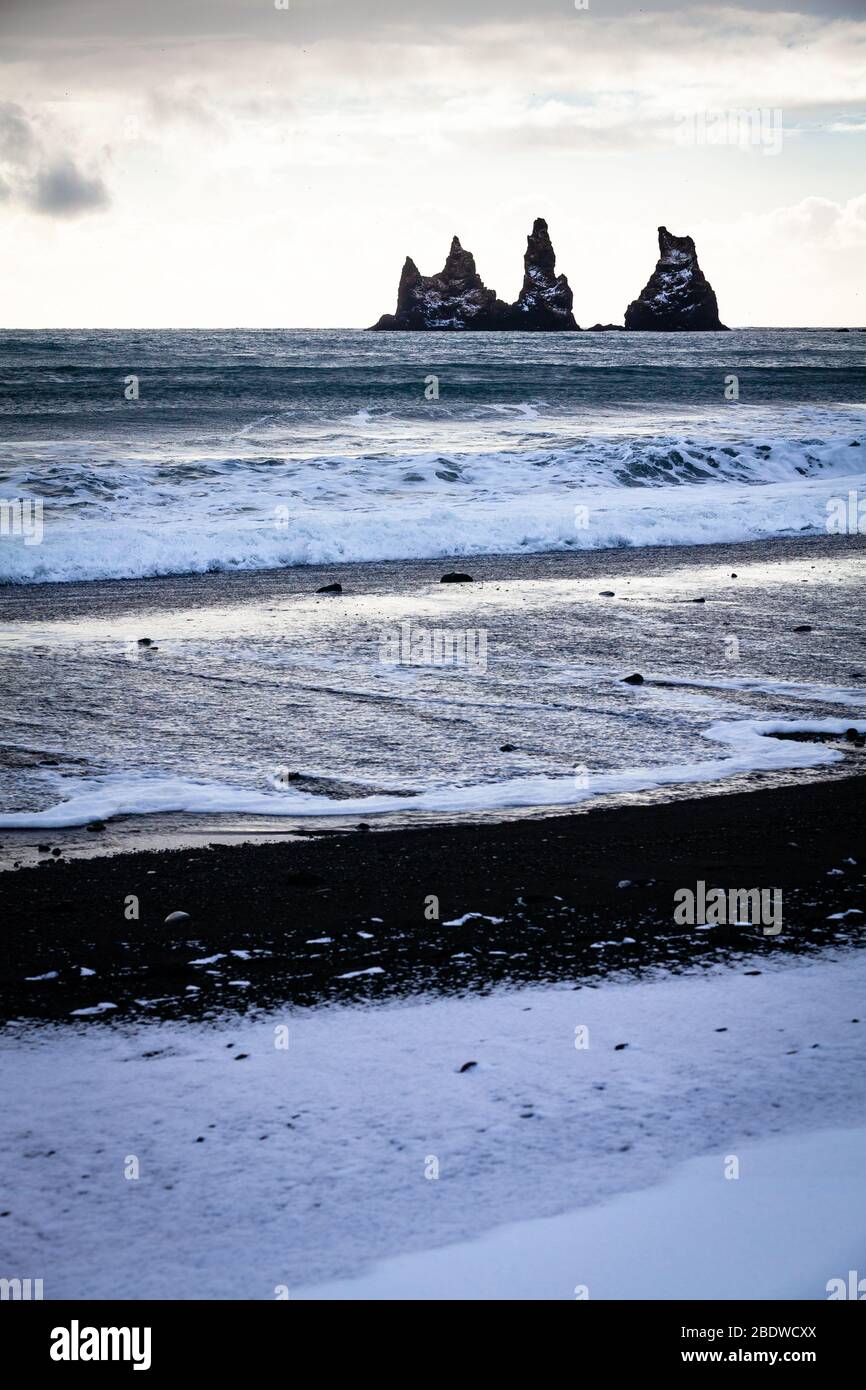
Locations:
624;226;728;331
370;218;578;331
509;218;578;330
369;236;510;331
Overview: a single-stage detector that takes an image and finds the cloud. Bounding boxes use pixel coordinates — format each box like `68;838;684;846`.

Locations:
0;101;36;164
147;87;222;130
0;103;110;217
25;156;110;216
0;0;863;324
700;193;866;324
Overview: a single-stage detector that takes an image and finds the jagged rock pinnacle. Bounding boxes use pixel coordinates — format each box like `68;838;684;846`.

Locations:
369;219;578;331
624;226;727;331
510;217;578;330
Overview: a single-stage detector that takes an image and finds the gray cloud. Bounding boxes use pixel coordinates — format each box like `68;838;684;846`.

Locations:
0;103;110;217
1;0;863;46
26;156;110;216
0;101;37;164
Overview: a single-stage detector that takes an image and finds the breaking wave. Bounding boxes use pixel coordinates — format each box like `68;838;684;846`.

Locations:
1;434;863;584
1;326;863;583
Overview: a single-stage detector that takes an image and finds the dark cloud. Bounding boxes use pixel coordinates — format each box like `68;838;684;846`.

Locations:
0;102;111;217
25;156;110;216
0;0;861;52
0;102;37;164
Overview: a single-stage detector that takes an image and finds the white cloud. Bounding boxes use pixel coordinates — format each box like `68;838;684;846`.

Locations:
0;4;864;323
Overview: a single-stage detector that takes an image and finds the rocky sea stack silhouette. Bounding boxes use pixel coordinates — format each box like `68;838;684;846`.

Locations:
624;226;727;331
510;218;578;330
370;219;727;331
369;218;577;331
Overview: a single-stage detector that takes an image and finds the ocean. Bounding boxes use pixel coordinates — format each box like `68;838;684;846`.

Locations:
0;329;864;847
0;328;864;583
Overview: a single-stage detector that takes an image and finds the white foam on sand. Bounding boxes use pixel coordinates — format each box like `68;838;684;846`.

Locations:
2;714;863;828
2;951;865;1299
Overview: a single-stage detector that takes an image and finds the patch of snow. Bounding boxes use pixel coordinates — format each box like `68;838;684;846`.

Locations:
294;1124;866;1300
2;952;865;1298
443;913;504;926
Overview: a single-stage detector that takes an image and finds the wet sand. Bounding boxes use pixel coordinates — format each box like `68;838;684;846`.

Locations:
1;531;865;868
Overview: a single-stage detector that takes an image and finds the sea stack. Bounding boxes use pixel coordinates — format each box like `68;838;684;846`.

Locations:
369;219;578;331
624;226;728;331
369;236;509;331
509;218;578;330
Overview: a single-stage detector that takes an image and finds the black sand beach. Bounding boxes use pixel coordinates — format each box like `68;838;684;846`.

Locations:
3;534;866;1024
4;773;865;1024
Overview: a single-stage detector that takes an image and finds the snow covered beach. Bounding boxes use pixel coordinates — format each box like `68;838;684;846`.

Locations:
2;327;864;1304
2;952;865;1299
2;752;865;1299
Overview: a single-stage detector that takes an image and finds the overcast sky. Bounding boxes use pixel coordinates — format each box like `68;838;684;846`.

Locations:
0;0;864;326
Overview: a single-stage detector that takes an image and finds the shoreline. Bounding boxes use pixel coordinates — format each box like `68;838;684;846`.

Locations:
2;528;865;600
3;529;864;863
5;773;865;1025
